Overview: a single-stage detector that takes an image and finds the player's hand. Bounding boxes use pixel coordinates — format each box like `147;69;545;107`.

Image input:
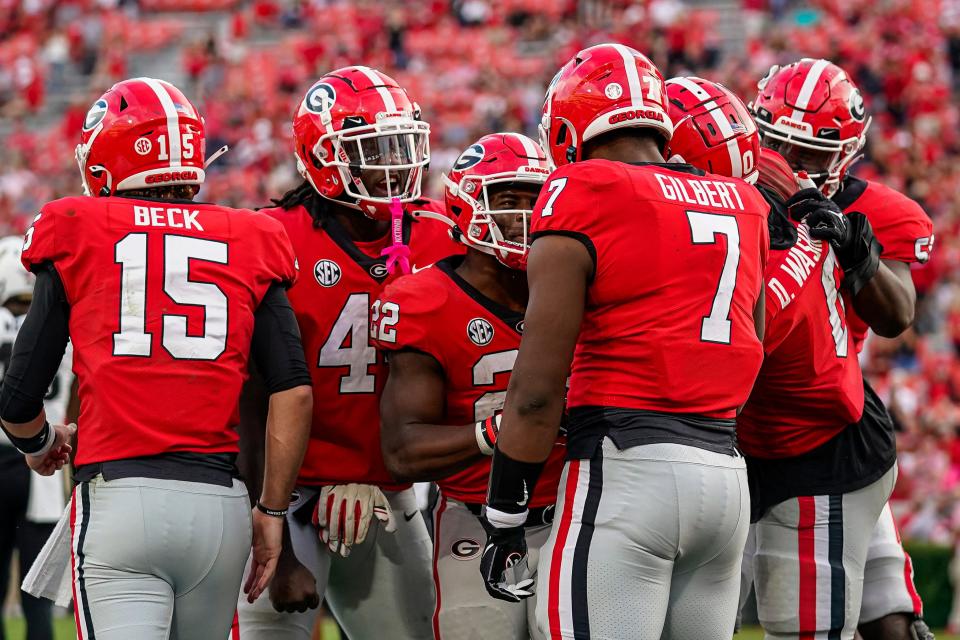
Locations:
245;508;284;603
786;187;843;224
269;549;320;613
313;484;396;558
805;206;851;249
25;423;75;476
479;516;534;602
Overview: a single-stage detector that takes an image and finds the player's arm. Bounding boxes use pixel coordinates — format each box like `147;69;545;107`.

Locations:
847;259;915;338
489;235;589;508
754;282;765;343
244;282;313;602
380;350;488;483
0;265;74;475
787;190;915;337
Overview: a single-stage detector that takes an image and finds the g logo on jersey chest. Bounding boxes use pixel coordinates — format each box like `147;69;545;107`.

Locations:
452;538;481;560
467;318;494;346
314;259;341;287
369;263;388;279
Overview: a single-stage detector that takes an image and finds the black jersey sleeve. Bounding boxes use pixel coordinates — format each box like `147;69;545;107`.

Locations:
0;265;70;424
250;283;311;394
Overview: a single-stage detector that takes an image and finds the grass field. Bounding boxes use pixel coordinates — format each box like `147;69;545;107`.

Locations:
4;617;960;640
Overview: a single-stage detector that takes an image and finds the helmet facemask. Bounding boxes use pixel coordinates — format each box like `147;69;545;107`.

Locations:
756;120;868;196
448;172;545;270
315;116;430;217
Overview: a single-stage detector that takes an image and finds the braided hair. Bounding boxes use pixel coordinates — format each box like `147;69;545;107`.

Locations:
270;180;328;228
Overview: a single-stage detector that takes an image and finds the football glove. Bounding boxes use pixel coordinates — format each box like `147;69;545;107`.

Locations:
785;187;844;225
479;508;534;603
312;484;396;558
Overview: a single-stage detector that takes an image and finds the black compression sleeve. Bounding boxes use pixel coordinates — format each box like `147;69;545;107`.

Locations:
251;283;312;394
0;265;70;423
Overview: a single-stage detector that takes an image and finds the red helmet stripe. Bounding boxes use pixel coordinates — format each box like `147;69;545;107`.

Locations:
140;77;182;167
790;59;830;121
610;43;645;107
355;66;397;112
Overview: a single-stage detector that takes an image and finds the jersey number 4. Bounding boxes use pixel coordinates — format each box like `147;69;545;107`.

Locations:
113;234;228;360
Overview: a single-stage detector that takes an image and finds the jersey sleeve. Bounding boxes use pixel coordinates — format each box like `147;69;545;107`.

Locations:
530;161;621;270
859;185;934;264
373;273;450;368
21;203;70;273
254;212;299;288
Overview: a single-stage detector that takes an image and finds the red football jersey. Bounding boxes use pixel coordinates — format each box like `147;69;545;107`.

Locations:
531;160;769;419
373;257;564;506
262;199;461;487
835;177;934;352
21;196;298;466
738;223;864;458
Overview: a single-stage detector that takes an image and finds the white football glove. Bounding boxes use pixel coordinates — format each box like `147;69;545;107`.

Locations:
312;484;396;557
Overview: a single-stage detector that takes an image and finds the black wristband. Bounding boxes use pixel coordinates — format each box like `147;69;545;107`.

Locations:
5;420;53;456
256;501;288;518
486;448;545;515
837;212;883;297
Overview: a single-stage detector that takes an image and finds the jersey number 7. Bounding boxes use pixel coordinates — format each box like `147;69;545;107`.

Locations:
687;211;740;345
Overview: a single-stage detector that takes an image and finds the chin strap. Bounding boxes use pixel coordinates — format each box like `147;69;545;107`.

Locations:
380;197;411;275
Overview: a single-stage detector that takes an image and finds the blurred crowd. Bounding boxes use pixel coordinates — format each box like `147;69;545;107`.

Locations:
2;0;960;546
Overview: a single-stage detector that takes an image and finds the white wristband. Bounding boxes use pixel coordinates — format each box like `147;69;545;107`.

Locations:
484;505;528;529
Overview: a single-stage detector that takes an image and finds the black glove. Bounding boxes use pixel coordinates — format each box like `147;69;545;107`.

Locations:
816;210;882;296
479;515;534;603
785;187;843;223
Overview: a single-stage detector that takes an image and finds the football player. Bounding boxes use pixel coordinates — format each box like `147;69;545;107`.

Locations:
0;235;71;640
235;67;460;640
665;74;900;640
751;59;935;640
0;78;314;640
480;45;770;639
375;133;565;639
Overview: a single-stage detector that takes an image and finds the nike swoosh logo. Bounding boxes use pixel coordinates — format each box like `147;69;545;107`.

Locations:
403;511;417;522
411;263;432;273
518;480;529;507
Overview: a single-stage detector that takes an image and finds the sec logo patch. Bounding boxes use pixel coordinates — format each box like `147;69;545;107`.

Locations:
314;259;341;287
467;318;494;346
452;538;481;560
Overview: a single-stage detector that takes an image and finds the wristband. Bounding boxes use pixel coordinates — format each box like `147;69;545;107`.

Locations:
7;421;55;457
483;505;528;529
486;448;545;515
475;413;502;456
256;501;288;518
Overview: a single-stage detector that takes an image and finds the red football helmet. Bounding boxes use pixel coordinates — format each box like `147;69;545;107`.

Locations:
444;133;550;270
749;58;870;196
664;76;760;184
76;77;208;197
293;66;430;220
539;43;673;168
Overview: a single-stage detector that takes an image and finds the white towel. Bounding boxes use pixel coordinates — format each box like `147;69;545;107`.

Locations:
22;502;73;607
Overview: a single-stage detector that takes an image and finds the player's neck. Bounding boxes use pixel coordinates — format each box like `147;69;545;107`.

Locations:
329;203;390;242
457;250;527;313
583;136;663;164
